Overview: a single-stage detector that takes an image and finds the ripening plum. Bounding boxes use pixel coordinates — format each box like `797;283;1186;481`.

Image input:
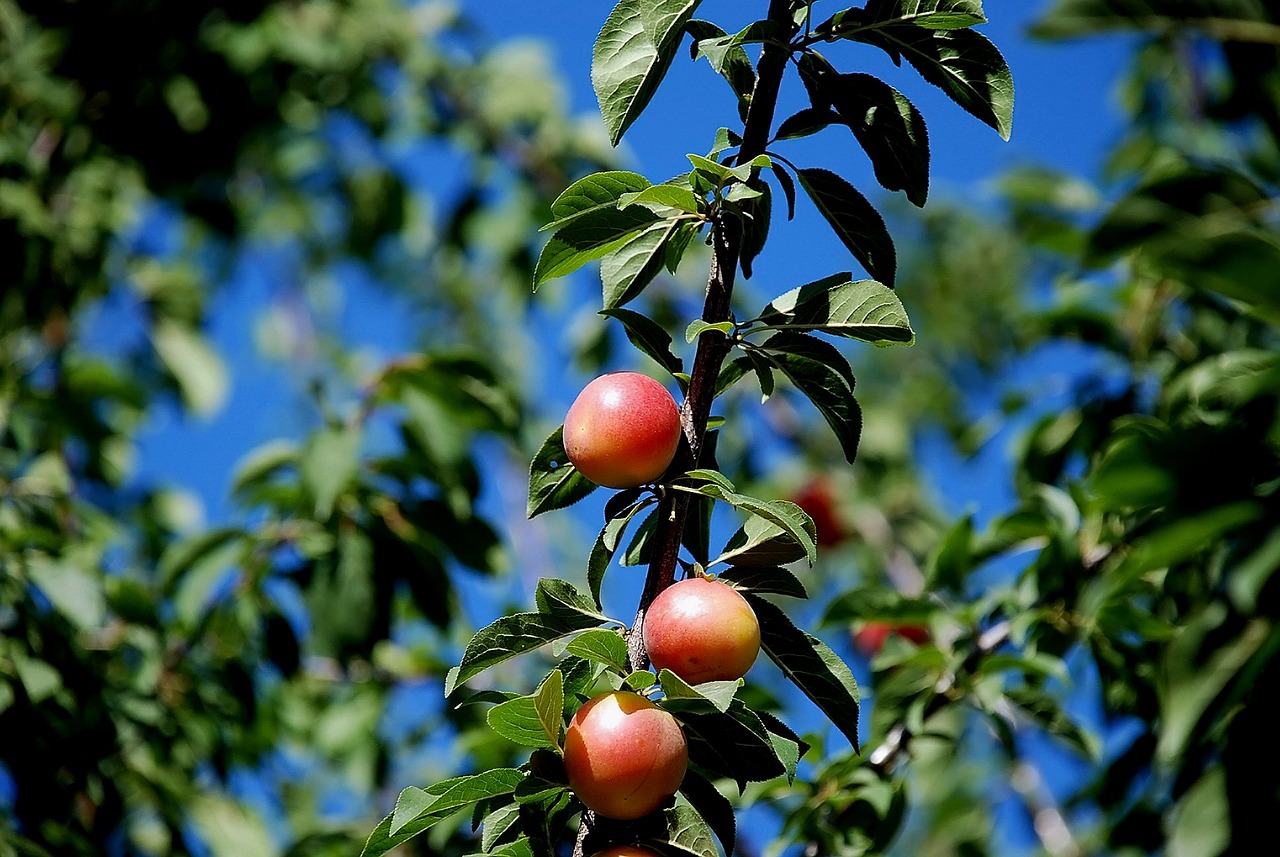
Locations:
563;372;682;488
853;620;930;656
563;691;688;820
643;577;761;684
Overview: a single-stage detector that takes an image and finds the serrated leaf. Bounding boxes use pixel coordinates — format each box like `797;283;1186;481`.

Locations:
775;106;842;141
593;0;706;145
685;483;818;566
588;500;655;608
602;219;684;309
391;788;434;836
797;168;896;285
718;565;809;598
713;512;814;569
685;468;736;492
760;331;863;463
600;309;684;375
527;426;597;518
658;669;741;713
619;183;703;215
821;1;988;35
566;628;631;674
678;770;736;856
534;669;565;748
534;206;661;289
769;162;797;220
651;804;720;857
799;66;930;206
846;24;1013;140
758;710;807;782
686;20;756;118
757;276;915;345
446;610;603;696
361;770;524;857
488;692;560;750
535;578;607;622
623;669;658;692
739;178;771;279
621;509;659;567
544;171;652;231
676;703;786;790
744;593;860;749
480;803;523;852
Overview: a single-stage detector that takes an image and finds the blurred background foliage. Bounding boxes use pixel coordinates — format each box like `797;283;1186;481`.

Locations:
1;1;1278;856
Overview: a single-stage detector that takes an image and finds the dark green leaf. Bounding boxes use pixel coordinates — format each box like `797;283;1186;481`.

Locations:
739;178;771;279
534;206;660;289
796;168;897;285
528;426;597;518
362;771;523;857
601;308;684;374
649;805;719;857
718;565;808;598
760;331;863;462
602;219;684;309
744;593;861;749
846;25;1013;140
819;72;931;206
446;607;604;696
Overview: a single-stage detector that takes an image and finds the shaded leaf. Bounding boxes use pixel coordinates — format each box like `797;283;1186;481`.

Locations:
796;168;897;285
528;426;597;518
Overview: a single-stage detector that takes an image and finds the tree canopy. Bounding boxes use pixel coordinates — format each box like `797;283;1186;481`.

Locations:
2;1;1277;856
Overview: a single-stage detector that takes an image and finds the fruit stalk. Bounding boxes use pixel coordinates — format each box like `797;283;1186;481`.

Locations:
626;0;799;676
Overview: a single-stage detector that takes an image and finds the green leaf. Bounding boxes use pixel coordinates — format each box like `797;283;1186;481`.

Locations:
593;0;706;145
683;482;818;566
1169;768;1230;857
650;804;720;857
678;770;736;856
602;219;684;309
566;628;631;674
756;276;915;345
760;332;863;463
796;168;897;285
744;593;861;749
446;608;604;696
546;171;652;229
361;771;524;857
301;424;361;519
776;106;841;141
718;565;808;598
685;319;735;343
821;1;988;34
845;25;1014;140
713;511;814;569
527;426;597;518
758;710;807;782
806;70;930;206
769;161;798;220
619;183;702;215
534;206;660;289
534;669;565;747
658;669;741;713
487;675;563;750
27;560;106;630
685;20;756;117
189;796;274;857
739;178;771;279
588;499;655;608
152;320;229;416
391;787;434;836
621;508;659;567
231;440;299;497
676;702;787;790
480;803;523;853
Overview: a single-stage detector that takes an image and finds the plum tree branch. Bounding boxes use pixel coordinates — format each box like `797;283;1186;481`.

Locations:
625;0;799;675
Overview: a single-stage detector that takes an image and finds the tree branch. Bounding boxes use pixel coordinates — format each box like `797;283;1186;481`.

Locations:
625;0;799;675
